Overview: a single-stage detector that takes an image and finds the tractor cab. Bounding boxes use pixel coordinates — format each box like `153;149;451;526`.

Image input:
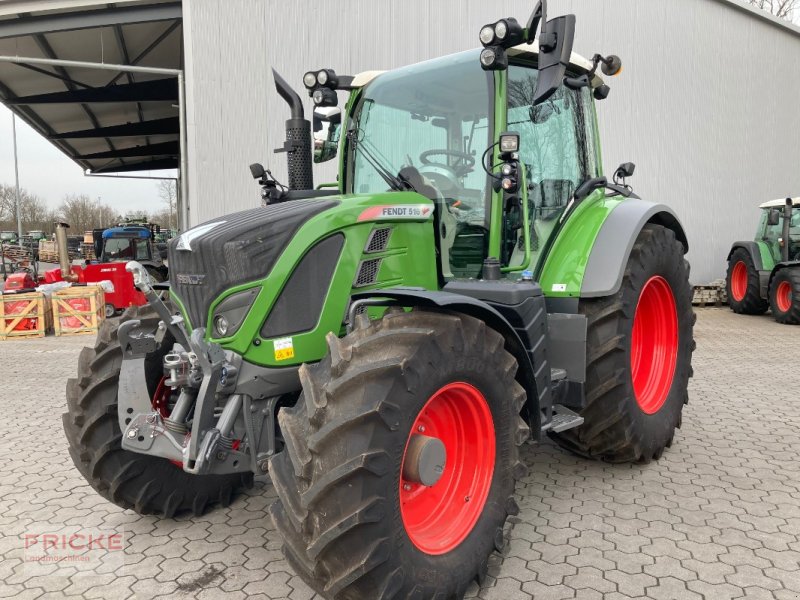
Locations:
0;231;18;244
758;198;800;263
100;226;154;263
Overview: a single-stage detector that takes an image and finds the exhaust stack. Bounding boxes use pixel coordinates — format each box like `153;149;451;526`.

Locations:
782;198;793;262
55;222;77;281
272;69;314;191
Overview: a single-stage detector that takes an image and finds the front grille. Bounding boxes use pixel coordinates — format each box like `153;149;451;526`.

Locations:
354;258;382;287
169;199;337;328
365;228;391;253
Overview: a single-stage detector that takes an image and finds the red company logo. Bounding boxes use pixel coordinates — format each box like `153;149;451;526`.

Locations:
22;527;125;574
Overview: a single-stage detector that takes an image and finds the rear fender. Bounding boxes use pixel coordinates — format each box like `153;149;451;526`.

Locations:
727;241;764;270
581;200;689;298
350;288;542;436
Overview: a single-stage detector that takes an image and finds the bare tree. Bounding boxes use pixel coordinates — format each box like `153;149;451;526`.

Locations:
157;179;177;229
58;194;120;233
0;183;58;234
745;0;799;19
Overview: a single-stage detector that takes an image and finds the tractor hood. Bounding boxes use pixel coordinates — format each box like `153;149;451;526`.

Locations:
169;199;339;329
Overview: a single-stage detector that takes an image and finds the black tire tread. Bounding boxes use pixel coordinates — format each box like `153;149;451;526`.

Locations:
726;248;768;314
270;310;528;599
769;267;800;325
550;225;694;463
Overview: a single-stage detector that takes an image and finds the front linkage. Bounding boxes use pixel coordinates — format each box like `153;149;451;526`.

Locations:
118;261;277;478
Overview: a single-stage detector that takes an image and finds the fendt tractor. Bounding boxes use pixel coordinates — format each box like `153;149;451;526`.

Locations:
726;197;800;324
64;3;694;598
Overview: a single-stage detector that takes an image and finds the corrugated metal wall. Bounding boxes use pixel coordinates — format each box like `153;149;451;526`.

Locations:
183;0;800;284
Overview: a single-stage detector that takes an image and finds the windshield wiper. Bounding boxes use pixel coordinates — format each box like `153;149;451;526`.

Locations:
348;129;415;193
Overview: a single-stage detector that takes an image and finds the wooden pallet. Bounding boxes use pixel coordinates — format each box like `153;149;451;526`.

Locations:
52;286;105;337
0;292;52;340
692;283;728;307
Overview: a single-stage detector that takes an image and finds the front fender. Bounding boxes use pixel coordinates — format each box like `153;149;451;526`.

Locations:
351;288;543;435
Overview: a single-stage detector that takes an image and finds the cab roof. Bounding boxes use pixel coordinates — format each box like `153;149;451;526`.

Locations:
102;226;150;239
760;198;800;209
351;42;603;88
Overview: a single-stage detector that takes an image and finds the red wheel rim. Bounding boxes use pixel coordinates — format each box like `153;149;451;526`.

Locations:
730;261;748;302
631;276;679;415
400;382;495;555
776;281;792;313
151;377;182;467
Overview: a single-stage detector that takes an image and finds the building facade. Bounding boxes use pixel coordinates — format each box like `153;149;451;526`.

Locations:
182;0;800;284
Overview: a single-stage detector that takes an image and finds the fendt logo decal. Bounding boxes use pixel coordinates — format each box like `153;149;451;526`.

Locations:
357;204;433;222
176;274;206;285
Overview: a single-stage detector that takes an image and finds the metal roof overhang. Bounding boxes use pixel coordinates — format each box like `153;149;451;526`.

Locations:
0;1;182;174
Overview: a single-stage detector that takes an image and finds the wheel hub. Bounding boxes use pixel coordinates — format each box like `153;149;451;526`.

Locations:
402;434;446;487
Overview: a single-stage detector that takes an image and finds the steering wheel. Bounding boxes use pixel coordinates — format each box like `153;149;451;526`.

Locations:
419;149;476;175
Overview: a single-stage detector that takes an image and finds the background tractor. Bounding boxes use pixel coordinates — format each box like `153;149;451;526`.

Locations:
45;222;167;317
63;2;694;598
726;198;800;324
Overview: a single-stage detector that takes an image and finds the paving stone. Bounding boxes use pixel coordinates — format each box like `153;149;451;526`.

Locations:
1;309;798;599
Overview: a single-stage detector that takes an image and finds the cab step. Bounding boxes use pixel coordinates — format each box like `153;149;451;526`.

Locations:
541;404;584;433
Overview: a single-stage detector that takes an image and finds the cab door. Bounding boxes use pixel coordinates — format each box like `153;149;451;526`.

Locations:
505;62;600;270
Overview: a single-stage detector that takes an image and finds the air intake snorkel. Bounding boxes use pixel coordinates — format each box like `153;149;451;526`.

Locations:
272;69;314;191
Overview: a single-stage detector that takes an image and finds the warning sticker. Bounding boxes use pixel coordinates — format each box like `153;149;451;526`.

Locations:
273;337;295;361
552;283;567;292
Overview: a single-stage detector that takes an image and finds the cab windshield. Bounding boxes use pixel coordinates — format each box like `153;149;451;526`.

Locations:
349;50;492;223
102;237;150;261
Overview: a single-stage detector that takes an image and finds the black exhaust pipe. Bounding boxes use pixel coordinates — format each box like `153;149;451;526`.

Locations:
273;69;313;191
782;198;793;262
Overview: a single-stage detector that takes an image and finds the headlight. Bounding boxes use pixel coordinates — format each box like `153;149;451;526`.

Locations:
479;25;495;46
480;47;497;67
494;20;508;41
303;71;317;89
316;69;328;85
210;287;259;339
214;315;229;337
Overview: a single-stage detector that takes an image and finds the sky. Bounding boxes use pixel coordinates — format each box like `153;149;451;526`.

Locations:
0;103;173;214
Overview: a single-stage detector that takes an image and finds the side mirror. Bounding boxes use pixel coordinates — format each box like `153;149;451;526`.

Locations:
615;162;636;179
768;209;781;227
249;163;266;179
313;107;342;164
533;14;576;105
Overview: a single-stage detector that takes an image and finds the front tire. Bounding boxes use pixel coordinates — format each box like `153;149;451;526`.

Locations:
769;268;800;325
726;248;768;315
550;224;695;463
62;304;252;516
269;310;529;599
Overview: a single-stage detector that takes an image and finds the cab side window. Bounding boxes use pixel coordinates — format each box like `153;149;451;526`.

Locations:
507;65;596;221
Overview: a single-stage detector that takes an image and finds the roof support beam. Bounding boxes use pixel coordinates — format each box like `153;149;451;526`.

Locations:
0;3;182;40
76;141;179;160
106;21;181;86
91;157;178;173
49;117;180;139
6;78;179;104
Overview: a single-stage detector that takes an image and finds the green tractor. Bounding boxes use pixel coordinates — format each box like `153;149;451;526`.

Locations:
726;198;800;324
63;3;694;597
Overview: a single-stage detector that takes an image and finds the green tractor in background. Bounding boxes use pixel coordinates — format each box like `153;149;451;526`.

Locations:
63;2;694;597
726;198;800;324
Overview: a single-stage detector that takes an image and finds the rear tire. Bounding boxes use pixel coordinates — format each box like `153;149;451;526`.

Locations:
62;304;252;516
726;248;768;314
769;268;800;325
550;224;694;463
269;309;529;599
